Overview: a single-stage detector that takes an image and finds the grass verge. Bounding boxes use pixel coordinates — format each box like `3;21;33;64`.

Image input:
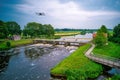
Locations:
93;42;120;59
51;44;103;79
0;39;33;50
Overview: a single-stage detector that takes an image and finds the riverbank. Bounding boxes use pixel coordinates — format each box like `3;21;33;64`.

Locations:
0;39;33;50
93;42;120;59
50;43;103;80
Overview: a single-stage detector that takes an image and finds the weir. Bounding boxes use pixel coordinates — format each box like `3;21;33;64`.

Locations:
33;39;88;47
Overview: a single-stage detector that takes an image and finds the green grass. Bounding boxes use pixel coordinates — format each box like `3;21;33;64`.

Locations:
0;39;33;50
51;44;103;79
93;42;120;59
108;30;113;36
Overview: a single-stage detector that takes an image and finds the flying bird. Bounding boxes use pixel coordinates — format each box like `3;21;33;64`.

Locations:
36;12;45;16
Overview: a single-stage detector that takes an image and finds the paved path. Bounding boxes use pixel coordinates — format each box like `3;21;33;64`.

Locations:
85;43;120;68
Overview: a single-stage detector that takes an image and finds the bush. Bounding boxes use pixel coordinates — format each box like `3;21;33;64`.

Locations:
111;75;120;80
6;41;11;47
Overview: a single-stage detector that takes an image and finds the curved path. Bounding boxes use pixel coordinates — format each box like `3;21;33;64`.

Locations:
85;43;120;68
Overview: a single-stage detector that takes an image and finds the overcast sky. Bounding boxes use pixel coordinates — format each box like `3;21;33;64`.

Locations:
0;0;120;29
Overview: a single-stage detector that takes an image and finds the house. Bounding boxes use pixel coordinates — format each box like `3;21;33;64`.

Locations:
13;35;21;40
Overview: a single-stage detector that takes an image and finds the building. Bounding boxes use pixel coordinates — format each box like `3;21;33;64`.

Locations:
13;35;21;40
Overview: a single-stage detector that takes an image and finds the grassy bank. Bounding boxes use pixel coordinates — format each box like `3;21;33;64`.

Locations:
51;44;103;79
0;39;33;50
93;42;120;59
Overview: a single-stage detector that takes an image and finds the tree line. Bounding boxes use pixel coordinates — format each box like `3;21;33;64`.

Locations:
0;20;55;39
0;20;21;39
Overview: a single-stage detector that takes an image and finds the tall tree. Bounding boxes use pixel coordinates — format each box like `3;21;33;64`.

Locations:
6;21;21;35
23;22;41;37
0;20;8;38
100;25;108;33
23;22;54;38
94;25;108;47
112;24;120;43
113;24;120;38
43;24;54;36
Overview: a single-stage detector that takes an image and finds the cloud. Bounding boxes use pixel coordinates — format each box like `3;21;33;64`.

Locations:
15;0;120;29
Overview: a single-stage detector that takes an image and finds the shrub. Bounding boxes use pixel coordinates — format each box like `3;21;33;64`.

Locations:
6;41;11;47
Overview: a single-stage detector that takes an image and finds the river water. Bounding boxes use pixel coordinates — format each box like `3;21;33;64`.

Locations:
0;44;76;80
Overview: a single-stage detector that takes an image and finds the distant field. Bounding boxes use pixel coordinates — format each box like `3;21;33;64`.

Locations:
55;31;80;36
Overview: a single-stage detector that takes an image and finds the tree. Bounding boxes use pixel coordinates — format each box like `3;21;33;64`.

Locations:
111;24;120;43
23;22;42;37
94;30;107;47
43;24;54;36
100;25;108;33
113;24;120;38
23;22;55;38
6;21;21;35
94;25;108;47
0;20;8;38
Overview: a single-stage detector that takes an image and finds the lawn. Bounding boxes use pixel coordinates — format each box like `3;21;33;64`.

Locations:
51;44;103;79
93;42;120;59
0;39;33;50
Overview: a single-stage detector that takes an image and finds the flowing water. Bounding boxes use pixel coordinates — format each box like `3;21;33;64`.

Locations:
0;44;76;80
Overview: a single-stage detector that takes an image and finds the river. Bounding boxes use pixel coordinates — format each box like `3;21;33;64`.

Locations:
0;44;77;80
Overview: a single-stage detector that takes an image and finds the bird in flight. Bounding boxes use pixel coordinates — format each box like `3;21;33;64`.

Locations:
36;12;45;16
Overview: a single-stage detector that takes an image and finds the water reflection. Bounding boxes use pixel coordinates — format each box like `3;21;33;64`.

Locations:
0;56;10;72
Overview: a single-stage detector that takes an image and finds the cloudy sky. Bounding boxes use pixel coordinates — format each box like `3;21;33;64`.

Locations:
0;0;120;29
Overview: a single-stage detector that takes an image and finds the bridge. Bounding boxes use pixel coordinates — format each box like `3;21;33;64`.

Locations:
33;39;89;47
85;44;120;68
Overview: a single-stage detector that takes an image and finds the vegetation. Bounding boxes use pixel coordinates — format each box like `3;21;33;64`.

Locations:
0;20;56;39
55;28;97;33
0;39;33;50
94;25;108;47
23;22;54;38
0;20;9;38
0;20;21;39
110;74;120;80
6;41;11;47
100;25;108;33
80;30;86;35
106;75;120;80
55;31;80;36
93;42;120;59
6;21;21;35
109;24;120;44
51;44;103;79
